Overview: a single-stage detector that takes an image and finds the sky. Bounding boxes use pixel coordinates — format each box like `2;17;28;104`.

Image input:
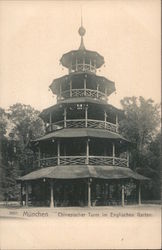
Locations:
0;0;161;111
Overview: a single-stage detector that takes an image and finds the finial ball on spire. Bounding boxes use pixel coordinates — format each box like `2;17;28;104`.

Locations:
78;26;86;36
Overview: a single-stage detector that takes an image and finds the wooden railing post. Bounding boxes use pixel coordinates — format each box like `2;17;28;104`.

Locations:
25;182;29;207
116;114;119;132
57;141;60;165
84;79;86;96
86;139;89;164
70;80;72;97
88;179;92;207
122;184;125;207
63;108;67;128
138;182;141;205
85;106;88;128
112;143;115;165
104;111;107;129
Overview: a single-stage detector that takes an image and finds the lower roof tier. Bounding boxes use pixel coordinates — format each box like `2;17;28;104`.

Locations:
32;128;129;143
18;165;149;181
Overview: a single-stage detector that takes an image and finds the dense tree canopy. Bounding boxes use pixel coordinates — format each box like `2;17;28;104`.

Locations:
119;96;160;200
119;96;160;151
0;104;45;201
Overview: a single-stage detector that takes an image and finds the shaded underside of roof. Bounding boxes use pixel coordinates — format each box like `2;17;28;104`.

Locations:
60;49;104;68
39;98;124;120
50;73;115;95
33;128;129;142
18;165;149;181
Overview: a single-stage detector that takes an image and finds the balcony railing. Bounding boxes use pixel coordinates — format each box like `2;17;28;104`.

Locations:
57;88;107;101
46;119;118;133
69;64;96;74
39;156;128;168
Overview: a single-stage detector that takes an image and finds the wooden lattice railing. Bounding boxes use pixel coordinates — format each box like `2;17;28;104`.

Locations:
46;119;117;133
39;156;128;168
57;88;107;101
69;64;96;74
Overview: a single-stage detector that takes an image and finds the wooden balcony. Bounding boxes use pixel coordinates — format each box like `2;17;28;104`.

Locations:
57;88;107;101
69;63;96;74
39;156;128;168
46;119;118;133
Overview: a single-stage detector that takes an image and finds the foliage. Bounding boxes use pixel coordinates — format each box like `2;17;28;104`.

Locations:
120;96;160;151
0;104;45;201
119;96;161;200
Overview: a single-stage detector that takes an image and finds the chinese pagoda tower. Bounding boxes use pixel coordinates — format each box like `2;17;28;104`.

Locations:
19;23;148;207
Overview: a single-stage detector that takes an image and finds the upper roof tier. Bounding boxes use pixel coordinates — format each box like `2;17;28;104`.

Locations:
60;25;104;73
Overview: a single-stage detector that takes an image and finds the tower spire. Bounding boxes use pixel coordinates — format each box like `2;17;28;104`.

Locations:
78;10;86;50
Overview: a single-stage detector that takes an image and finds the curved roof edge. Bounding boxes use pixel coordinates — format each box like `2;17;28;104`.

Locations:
32;128;130;143
60;49;104;68
39;98;124;121
18;165;150;181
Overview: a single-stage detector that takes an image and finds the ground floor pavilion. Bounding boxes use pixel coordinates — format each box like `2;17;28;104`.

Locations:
18;165;149;207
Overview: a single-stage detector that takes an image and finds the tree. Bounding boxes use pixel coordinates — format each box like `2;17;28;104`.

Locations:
0;103;45;201
119;96;160;152
119;96;161;200
9;103;45;146
8;103;45;175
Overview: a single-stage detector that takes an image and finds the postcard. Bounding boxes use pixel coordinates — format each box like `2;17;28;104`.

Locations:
0;1;161;249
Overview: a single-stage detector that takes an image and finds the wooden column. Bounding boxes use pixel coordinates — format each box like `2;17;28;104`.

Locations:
83;58;85;71
70;80;72;97
57;141;60;165
105;183;109;205
84;79;87;96
88;179;91;207
20;183;22;205
60;84;62;99
105;87;107;96
97;84;99;98
50;180;54;208
63;108;67;128
112;143;115;165
127;150;129;167
94;60;96;73
116;114;119;132
25;182;29;207
86;139;89;164
85;106;88;128
38;146;41;168
49;112;52;132
90;59;92;71
104;111;107;129
76;58;78;71
49;112;52;125
121;185;125;207
138;182;141;205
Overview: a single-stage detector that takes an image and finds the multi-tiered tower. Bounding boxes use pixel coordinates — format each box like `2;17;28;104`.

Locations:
19;24;148;207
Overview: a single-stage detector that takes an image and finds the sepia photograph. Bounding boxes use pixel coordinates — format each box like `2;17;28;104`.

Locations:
0;0;161;249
